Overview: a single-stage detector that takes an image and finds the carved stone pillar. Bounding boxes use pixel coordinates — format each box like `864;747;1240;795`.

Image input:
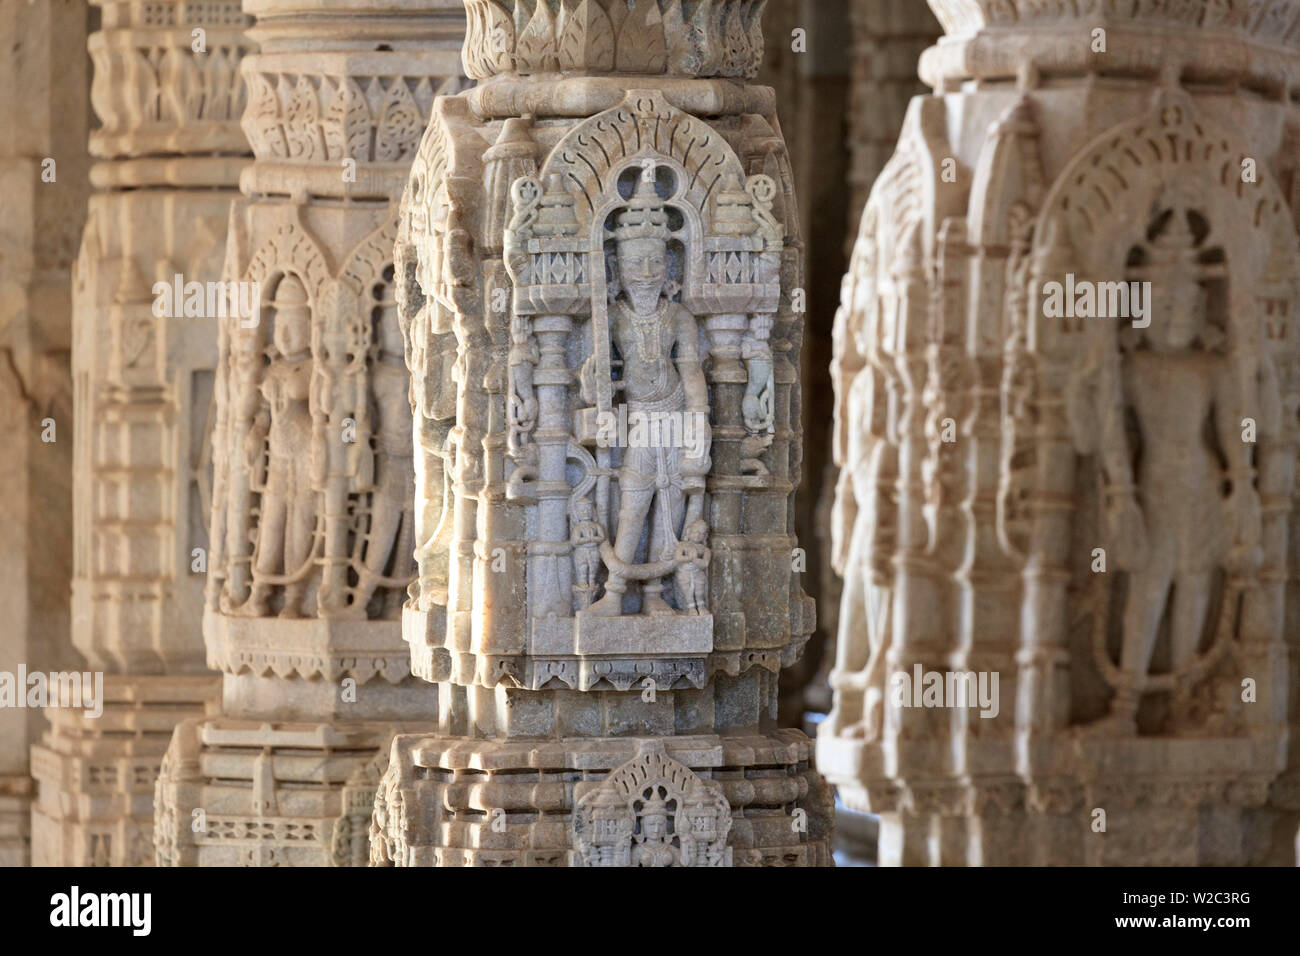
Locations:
821;0;1300;866
27;0;252;868
373;0;831;867
0;0;92;867
820;0;941;687
153;0;466;867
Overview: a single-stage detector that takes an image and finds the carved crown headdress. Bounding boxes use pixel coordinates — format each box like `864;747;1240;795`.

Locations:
1146;205;1202;279
637;793;672;823
613;173;671;243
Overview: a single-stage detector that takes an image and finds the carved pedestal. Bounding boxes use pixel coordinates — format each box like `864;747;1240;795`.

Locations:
373;0;831;867
26;0;244;867
821;0;1300;865
31;676;218;867
0;0;90;867
153;0;466;867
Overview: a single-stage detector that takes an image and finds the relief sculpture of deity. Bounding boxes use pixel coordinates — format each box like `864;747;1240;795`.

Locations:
353;288;417;617
245;276;317;618
588;171;712;617
1070;205;1275;733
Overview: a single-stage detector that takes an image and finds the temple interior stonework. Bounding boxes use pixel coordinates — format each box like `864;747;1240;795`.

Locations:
1;0;1299;871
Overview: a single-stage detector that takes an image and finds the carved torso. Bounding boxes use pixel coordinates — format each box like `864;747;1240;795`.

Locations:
261;356;313;463
612;298;693;408
1123;350;1226;563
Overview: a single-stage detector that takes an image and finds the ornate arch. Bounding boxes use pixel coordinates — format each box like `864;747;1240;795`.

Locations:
571;741;732;867
540;89;750;230
241;219;331;305
1037;94;1300;286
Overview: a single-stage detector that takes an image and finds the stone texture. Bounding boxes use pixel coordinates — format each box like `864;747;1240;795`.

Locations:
153;0;466;867
372;0;832;867
29;0;253;867
0;0;92;867
821;0;1300;865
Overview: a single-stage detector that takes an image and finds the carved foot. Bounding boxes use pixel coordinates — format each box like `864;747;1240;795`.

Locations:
1077;712;1138;738
586;591;624;617
235;590;271;618
641;594;676;617
862;689;884;743
1166;693;1231;737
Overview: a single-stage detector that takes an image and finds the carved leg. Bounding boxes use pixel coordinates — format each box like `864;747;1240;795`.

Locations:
1169;570;1215;730
860;581;893;743
643;481;685;615
250;496;287;615
384;504;416;617
357;467;406;611
1099;553;1174;731
587;484;653;616
1169;570;1213;668
281;493;315;618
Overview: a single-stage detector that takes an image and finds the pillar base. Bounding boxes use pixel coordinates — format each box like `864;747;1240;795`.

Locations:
30;674;220;866
820;731;1282;865
155;715;425;866
0;775;32;866
374;729;833;867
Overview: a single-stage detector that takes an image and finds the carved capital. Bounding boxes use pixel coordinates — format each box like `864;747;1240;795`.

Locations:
463;0;768;80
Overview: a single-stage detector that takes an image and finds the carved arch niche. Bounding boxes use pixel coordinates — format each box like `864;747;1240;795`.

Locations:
213;216;330;617
1020;95;1300;732
502;89;785;659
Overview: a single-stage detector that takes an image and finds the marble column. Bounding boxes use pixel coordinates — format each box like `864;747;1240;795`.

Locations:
821;0;1300;866
815;0;941;867
153;0;466;867
28;0;252;868
0;0;92;867
372;0;832;867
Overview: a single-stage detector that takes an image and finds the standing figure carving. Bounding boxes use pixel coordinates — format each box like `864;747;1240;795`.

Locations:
589;172;711;617
247;276;317;618
355;293;417;616
1070;208;1273;732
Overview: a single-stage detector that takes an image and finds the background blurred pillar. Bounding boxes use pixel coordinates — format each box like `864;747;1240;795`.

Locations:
30;0;254;867
822;0;1300;866
0;0;92;868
